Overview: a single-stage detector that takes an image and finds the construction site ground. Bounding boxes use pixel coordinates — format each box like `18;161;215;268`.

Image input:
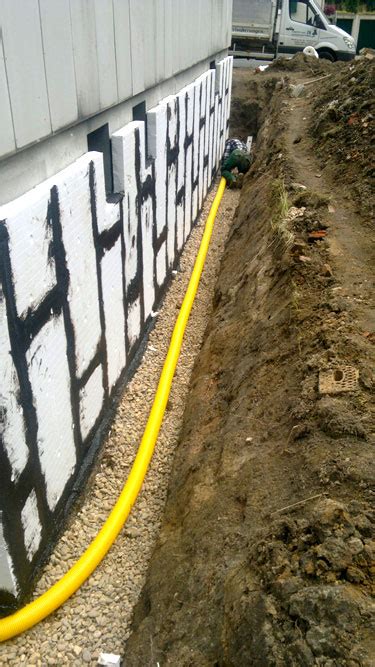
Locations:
124;55;375;665
1;54;374;667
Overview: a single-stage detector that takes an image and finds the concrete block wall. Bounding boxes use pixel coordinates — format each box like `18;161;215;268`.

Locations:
0;56;233;609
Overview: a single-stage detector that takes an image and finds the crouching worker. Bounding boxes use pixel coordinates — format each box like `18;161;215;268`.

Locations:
221;138;252;188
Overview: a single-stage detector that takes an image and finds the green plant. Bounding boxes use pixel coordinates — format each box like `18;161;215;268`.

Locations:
343;0;359;11
335;0;358;10
335;0;375;8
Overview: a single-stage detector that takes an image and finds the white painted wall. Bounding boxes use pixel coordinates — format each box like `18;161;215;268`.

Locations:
0;55;233;605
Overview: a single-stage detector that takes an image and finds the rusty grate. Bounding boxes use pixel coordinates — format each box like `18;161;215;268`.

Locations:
319;366;359;395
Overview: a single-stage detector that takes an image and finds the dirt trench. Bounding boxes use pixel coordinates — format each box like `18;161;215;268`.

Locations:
123;58;375;666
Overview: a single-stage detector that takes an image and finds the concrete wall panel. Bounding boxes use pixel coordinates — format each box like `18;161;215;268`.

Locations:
166;98;178;269
215;60;225;166
79;364;104;441
112;125;138;254
1;192;56;320
27;315;76;512
112;122;144;350
129;1;145;96
94;0;118;110
147;102;168;287
69;0;100;118
177;0;188;72
113;0;133;102
205;69;215;194
226;56;233;140
226;0;234;47
0;34;15;156
184;83;195;241
0;0;51;148
39;0;78;131
164;0;174;80
137;123;155;320
176;88;187;252
192;79;201;222
208;70;216;182
212;94;219;175
142;0;157;90
101;240;126;391
200;1;212;62
59;155;102;378
198;74;208;209
155;0;165;82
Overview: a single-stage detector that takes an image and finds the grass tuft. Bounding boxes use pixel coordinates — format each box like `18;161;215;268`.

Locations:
271;179;294;250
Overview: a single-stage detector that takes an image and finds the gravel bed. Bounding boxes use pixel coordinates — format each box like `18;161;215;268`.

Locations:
0;184;238;667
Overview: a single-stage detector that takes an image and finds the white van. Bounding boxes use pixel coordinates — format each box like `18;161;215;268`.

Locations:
231;0;356;62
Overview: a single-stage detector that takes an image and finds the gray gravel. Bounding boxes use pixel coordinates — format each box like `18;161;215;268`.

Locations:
0;184;239;667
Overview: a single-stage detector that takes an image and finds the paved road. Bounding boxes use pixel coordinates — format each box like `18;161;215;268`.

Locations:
233;58;271;69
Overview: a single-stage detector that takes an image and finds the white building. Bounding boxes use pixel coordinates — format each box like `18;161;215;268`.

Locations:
0;0;233;608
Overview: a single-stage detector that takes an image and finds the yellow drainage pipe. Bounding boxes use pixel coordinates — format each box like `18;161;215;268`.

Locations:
0;177;227;642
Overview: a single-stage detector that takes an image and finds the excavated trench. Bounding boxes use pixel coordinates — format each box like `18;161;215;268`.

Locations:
124;58;375;666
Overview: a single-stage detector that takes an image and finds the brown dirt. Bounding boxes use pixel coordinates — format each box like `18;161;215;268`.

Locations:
268;52;335;74
123;57;375;666
311;58;375;220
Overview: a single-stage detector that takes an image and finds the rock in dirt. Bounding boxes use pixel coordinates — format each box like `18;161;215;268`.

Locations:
290;83;305;98
322;263;333;277
290;182;307;192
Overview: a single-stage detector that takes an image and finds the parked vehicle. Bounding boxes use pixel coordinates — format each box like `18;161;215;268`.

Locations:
230;0;356;61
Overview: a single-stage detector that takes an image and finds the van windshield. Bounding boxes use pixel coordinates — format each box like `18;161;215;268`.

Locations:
289;0;325;29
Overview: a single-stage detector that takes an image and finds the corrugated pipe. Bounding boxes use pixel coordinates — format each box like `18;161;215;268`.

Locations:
0;177;227;642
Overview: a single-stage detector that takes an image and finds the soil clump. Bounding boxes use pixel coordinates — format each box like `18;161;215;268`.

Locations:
268;52;334;74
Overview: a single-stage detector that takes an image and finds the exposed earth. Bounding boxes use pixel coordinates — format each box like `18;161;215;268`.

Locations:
124;54;375;665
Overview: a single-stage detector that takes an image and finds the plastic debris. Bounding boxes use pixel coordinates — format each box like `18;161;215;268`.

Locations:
97;653;121;666
319;367;359;395
303;45;319;58
308;230;327;242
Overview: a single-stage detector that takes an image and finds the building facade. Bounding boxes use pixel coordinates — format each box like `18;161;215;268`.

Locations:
0;0;233;609
336;11;375;51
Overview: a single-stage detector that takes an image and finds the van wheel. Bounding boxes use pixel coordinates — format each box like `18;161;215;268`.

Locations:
317;49;336;62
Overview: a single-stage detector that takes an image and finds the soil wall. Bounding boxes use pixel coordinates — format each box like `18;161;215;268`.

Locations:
124;57;375;665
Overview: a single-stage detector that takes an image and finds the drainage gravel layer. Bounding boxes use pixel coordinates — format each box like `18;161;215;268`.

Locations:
0;184;238;667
